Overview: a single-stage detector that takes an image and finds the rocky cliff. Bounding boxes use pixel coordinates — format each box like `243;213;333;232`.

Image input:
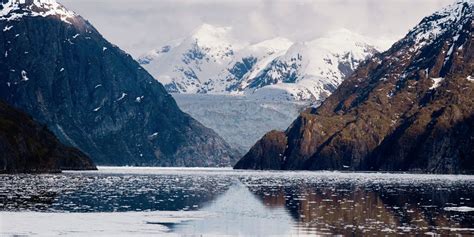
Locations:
235;0;474;174
0;0;239;166
0;100;96;173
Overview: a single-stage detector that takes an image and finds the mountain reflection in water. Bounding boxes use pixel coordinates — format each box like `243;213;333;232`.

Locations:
0;168;473;236
243;182;473;235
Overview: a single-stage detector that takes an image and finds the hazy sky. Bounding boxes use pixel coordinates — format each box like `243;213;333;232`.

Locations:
59;0;454;57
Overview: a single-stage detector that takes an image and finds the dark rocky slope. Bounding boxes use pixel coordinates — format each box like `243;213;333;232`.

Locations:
0;0;239;166
235;0;474;174
0;100;96;173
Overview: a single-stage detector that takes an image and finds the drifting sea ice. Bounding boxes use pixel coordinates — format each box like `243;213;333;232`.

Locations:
1;168;473;236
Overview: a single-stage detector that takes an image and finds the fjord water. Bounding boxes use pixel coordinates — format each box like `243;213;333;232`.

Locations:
1;168;473;236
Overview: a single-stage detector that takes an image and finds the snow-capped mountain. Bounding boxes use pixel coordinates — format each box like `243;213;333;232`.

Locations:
0;0;76;23
138;23;292;94
235;0;474;173
202;36;293;93
247;29;390;101
138;24;247;93
139;25;392;102
0;0;240;167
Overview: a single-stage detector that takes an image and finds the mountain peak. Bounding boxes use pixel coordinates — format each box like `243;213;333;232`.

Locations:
0;1;240;166
406;0;472;50
249;37;293;52
190;24;233;42
234;0;474;173
316;28;394;52
192;23;231;35
0;0;76;24
324;28;358;37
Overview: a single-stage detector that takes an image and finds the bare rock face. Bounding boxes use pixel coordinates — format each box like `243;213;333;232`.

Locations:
0;100;96;173
0;0;239;166
234;130;287;170
235;0;474;174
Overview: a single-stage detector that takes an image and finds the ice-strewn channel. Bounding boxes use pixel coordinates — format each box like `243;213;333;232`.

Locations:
1;167;474;236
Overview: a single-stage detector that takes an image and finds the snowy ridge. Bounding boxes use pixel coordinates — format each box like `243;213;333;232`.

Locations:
0;0;75;23
139;24;249;92
139;24;393;102
248;29;388;102
202;36;293;93
405;0;472;51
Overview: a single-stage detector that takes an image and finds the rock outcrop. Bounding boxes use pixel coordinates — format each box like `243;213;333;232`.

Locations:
235;0;474;174
0;100;96;173
0;0;239;166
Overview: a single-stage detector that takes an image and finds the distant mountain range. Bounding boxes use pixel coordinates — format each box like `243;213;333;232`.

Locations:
139;25;393;102
0;0;239;167
235;0;474;174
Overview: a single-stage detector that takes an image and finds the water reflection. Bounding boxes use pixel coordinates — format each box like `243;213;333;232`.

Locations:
0;169;473;236
173;183;294;236
0;173;233;212
171;173;474;235
241;179;474;235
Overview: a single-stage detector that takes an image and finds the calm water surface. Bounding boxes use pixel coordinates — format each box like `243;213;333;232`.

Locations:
1;167;474;236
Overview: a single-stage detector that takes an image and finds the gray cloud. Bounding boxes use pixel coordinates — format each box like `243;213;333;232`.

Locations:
59;0;454;57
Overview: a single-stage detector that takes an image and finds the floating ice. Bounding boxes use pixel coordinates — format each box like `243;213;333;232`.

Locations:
444;206;474;212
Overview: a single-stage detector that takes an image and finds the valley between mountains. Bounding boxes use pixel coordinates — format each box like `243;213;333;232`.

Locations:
0;0;472;174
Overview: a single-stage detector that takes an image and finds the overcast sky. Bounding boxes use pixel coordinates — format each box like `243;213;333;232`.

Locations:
59;0;454;57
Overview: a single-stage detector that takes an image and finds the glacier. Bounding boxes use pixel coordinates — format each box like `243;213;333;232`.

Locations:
172;93;309;153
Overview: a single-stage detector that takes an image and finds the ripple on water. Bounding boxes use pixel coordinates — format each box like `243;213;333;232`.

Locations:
0;168;473;236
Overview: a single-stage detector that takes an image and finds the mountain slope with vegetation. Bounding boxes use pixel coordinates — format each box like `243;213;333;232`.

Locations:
235;0;474;174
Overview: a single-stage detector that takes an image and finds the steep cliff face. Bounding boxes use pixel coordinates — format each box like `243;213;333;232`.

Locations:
235;0;474;174
0;0;239;166
0;100;96;173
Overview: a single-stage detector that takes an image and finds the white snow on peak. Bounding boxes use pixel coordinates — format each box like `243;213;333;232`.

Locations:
430;77;444;89
316;28;392;52
188;23;245;49
0;0;76;24
247;37;293;52
138;23;249;89
139;25;388;102
247;29;387;101
407;0;472;51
